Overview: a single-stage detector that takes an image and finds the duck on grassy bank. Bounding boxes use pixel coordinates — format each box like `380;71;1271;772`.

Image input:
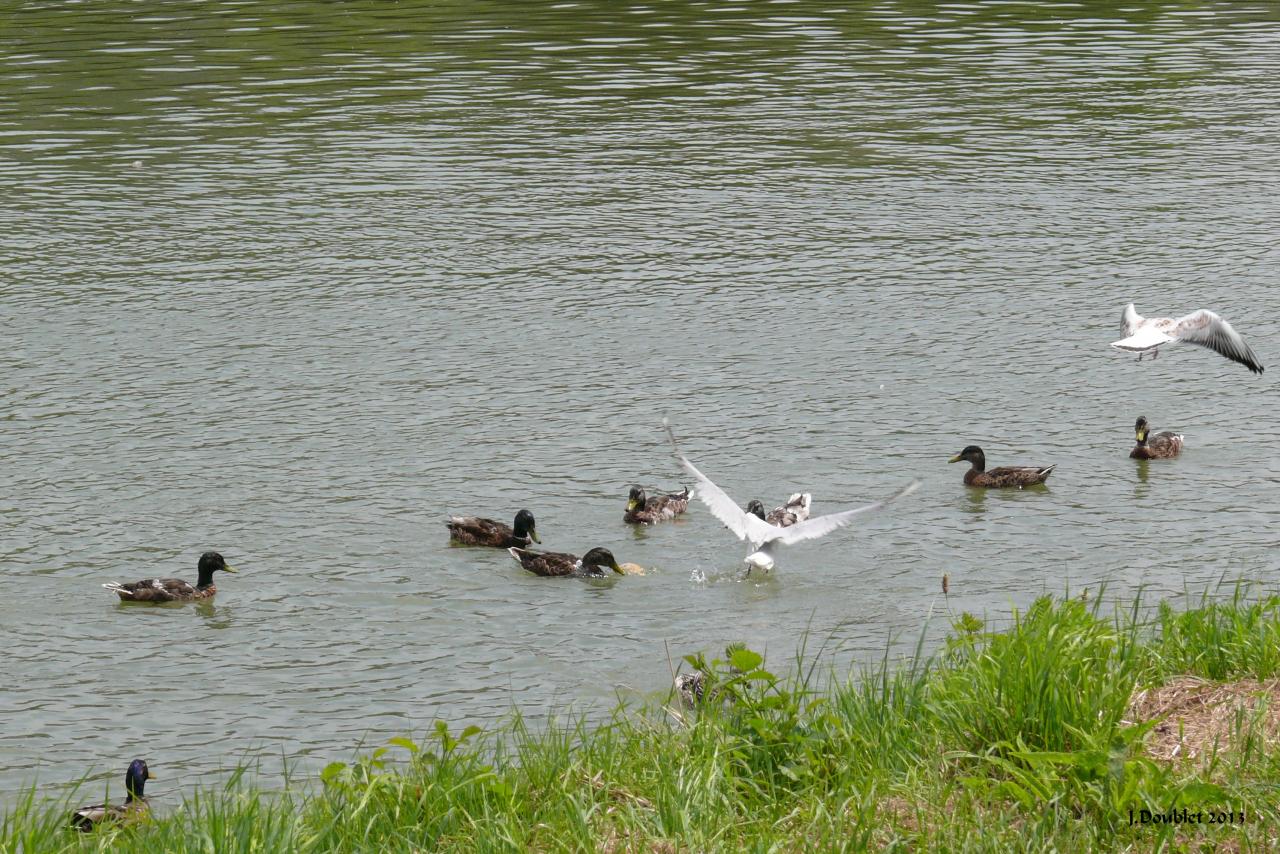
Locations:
70;760;152;831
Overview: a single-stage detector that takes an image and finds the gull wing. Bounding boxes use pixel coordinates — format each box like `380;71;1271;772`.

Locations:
664;421;777;545
1121;303;1142;337
1110;325;1174;352
772;480;919;546
1172;310;1264;374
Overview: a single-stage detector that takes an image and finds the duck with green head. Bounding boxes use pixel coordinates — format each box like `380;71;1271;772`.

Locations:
1130;416;1184;459
447;509;540;548
102;552;237;602
507;546;627;578
70;759;153;831
948;446;1055;488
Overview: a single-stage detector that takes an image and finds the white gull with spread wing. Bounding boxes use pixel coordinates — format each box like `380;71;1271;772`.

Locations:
664;420;919;572
1111;303;1263;374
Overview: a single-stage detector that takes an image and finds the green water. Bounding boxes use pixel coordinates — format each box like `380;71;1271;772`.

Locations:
3;0;1278;802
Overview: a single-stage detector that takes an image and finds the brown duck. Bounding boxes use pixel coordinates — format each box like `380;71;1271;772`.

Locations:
948;446;1055;488
1129;416;1184;459
507;546;625;578
447;509;540;548
102;552;237;602
745;493;812;528
623;485;689;525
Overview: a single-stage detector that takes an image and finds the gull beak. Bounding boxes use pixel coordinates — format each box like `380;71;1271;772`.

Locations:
947;454;962;464
530;528;541;544
221;565;238;574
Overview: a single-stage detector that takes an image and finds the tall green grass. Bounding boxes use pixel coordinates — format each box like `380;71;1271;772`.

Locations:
7;585;1280;852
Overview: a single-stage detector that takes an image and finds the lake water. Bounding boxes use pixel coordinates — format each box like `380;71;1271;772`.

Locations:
3;1;1279;803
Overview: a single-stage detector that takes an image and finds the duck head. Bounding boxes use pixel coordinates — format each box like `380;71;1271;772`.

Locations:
581;547;625;575
196;551;237;587
625;486;646;513
948;446;986;472
512;509;540;543
1134;416;1150;445
744;500;767;520
125;760;153;802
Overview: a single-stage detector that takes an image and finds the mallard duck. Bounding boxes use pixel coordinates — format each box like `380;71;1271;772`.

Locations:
769;493;811;527
948;446;1055;488
70;759;152;831
1112;304;1263;374
623;485;689;524
1130;416;1184;459
102;552;237;602
507;546;625;578
666;420;918;572
675;672;706;709
745;494;811;527
446;509;540;548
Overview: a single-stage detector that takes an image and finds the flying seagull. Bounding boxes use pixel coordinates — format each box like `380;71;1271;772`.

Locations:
1111;304;1263;374
664;420;919;572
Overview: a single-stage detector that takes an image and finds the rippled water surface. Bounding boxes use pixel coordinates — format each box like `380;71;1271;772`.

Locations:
4;1;1280;801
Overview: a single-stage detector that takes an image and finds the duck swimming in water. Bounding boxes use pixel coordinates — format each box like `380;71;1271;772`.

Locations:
948;446;1055;488
507;546;626;578
447;509;540;548
623;485;689;525
102;552;237;602
70;759;153;831
746;493;812;527
1129;416;1184;459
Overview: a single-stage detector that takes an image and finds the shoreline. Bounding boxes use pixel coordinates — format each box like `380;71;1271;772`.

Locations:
8;583;1280;851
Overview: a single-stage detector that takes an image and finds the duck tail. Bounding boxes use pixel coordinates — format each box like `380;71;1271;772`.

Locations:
102;582;128;597
1038;465;1057;480
787;492;812;511
507;547;525;563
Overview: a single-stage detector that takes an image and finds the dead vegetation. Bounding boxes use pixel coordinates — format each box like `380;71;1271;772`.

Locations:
1128;675;1280;763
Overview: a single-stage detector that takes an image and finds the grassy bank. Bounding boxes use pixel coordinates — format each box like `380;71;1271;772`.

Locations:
8;586;1280;852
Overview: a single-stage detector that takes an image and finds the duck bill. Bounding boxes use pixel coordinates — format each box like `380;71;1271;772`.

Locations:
611;562;626;576
529;528;541;544
947;454;962;464
625;499;639;512
1134;432;1146;442
147;770;156;780
222;565;238;574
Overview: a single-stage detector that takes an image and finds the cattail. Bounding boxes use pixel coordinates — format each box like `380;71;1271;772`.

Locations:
942;573;950;595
